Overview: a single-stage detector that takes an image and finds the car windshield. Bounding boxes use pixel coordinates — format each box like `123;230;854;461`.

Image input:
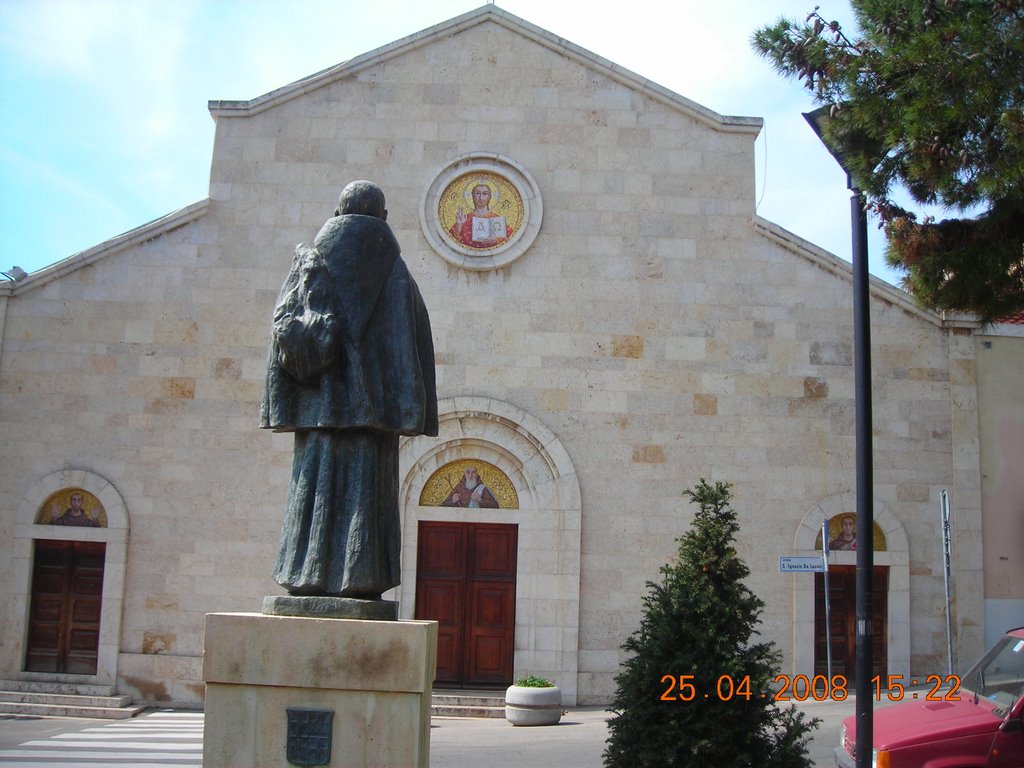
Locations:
965;634;1024;711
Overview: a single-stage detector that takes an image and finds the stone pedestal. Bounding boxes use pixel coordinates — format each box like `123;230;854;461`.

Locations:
202;612;437;768
261;594;398;621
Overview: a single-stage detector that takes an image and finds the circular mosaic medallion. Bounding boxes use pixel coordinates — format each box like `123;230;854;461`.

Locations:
422;154;542;270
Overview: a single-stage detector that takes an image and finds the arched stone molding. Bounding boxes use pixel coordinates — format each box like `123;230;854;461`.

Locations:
791;492;911;678
12;469;130;689
398;396;582;702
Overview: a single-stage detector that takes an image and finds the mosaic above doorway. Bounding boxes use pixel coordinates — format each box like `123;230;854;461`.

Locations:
36;488;107;528
419;459;519;509
816;512;887;552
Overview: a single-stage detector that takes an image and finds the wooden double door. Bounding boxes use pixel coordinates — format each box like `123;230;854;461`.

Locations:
814;565;888;680
415;522;517;688
26;540;106;675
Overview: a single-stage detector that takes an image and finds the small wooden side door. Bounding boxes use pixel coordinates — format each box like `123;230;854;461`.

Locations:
814;565;887;681
415;522;517;688
26;540;106;675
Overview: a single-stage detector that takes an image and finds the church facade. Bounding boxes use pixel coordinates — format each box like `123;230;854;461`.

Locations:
0;7;1016;707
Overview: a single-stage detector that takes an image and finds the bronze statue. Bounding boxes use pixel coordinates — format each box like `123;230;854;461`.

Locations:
261;181;437;601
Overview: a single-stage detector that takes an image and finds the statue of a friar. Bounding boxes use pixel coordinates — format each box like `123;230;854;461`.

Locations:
260;181;438;602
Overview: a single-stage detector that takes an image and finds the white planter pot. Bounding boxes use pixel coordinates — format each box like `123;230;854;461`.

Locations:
504;684;563;726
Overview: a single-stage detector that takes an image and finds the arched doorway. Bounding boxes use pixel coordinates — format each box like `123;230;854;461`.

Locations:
12;470;129;688
25;488;108;675
813;514;890;680
791;493;910;679
416;460;520;687
398;397;582;702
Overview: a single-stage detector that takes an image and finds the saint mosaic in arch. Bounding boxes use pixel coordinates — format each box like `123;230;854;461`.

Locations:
420;460;519;509
36;488;107;528
816;513;887;552
438;172;524;251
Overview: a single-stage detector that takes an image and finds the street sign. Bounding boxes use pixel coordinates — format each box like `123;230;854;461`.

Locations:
779;556;826;573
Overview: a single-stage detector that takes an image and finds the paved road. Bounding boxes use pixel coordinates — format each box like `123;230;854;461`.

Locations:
432;699;850;768
0;699;853;767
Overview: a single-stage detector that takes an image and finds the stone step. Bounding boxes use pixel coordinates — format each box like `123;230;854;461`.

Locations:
431;691;506;719
432;693;504;707
432;702;506;718
0;679;115;697
0;683;142;720
0;699;146;720
0;690;134;708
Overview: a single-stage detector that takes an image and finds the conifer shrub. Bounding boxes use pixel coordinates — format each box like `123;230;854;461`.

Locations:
603;479;818;767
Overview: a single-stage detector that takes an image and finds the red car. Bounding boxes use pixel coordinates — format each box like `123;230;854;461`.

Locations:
835;628;1024;767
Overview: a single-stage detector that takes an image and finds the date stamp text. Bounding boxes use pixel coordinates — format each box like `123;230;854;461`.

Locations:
659;673;961;702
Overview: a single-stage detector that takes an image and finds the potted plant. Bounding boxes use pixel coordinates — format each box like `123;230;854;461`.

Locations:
504;674;563;726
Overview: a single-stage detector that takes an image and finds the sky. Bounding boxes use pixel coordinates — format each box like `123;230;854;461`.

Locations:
0;0;907;285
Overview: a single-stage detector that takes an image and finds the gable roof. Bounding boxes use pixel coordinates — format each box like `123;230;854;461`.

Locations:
753;216;975;330
0;200;209;297
207;4;763;137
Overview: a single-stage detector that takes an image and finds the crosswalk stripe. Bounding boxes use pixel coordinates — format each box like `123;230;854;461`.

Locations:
0;710;204;767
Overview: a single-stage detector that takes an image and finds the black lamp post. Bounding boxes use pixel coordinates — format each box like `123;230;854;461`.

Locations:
803;106;874;768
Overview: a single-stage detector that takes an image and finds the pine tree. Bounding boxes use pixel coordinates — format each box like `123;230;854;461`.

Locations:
753;1;1024;323
603;480;817;768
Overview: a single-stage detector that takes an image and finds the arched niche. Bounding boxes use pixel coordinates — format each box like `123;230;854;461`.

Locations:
12;469;129;689
397;396;582;702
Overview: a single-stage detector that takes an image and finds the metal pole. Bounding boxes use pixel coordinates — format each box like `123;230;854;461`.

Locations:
851;181;874;768
941;490;954;675
801;109;876;767
823;519;833;681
